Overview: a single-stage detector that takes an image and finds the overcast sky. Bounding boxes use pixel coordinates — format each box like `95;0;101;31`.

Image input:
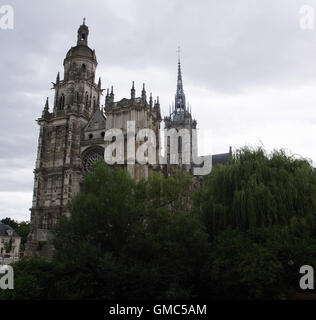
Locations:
0;0;315;221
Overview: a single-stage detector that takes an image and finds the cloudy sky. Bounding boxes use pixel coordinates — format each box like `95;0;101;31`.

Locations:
0;0;315;221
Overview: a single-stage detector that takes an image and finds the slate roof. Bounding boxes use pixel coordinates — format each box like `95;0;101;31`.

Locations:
84;107;106;132
212;152;231;166
0;223;20;238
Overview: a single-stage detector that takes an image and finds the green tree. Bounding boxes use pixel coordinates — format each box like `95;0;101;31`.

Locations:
1;218;19;231
3;148;316;300
52;162;210;299
195;147;316;298
17;221;30;247
0;257;60;300
196;147;316;238
208;229;283;299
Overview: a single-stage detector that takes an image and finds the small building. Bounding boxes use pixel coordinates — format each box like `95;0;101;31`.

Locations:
0;222;21;260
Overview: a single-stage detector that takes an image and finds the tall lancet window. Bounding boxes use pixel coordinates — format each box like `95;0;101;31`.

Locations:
93;97;96;111
178;136;182;153
59;94;65;110
85;93;89;109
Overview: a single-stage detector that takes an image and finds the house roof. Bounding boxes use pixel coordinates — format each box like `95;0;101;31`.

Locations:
0;222;20;238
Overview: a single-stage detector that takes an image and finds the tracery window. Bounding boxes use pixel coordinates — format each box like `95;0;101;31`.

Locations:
82;148;104;172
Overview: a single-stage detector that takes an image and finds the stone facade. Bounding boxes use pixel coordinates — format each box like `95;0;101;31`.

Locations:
25;21;101;256
25;21;231;257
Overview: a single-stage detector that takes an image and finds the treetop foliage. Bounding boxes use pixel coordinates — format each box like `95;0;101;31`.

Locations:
1;148;316;300
197;147;316;239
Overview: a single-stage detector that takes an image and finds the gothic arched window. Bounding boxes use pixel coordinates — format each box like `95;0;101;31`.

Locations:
59;94;65;110
85;93;89;109
178;136;182;153
93;97;96;111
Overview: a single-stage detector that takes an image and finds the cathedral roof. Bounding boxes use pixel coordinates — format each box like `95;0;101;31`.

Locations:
84;107;106;133
66;45;96;61
112;97;144;109
172;110;191;123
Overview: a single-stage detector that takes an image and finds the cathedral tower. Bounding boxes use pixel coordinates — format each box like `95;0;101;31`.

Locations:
25;21;102;257
25;23;230;259
99;82;161;181
164;51;197;174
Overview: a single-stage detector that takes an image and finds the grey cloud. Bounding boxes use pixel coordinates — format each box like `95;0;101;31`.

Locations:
0;0;315;221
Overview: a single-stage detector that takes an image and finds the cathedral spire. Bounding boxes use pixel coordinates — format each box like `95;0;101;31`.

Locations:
131;81;135;100
154;96;161;119
42;97;49;117
45;97;49;110
175;46;186;112
149;92;153;110
105;88;110;111
110;86;114;104
141;83;147;104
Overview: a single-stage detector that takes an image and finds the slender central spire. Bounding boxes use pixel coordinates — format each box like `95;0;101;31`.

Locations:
175;46;186;112
177;46;181;62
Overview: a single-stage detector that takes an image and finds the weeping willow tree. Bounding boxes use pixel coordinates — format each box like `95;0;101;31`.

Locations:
196;147;316;239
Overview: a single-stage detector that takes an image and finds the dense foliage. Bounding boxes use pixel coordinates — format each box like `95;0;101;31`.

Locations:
197;148;316;238
1;148;316;300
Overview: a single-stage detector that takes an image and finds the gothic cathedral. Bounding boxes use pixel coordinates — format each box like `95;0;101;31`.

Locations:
25;21;230;257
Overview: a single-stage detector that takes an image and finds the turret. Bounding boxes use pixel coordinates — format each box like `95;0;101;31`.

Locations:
105;88;110;111
149;92;153;110
63;19;97;83
110;86;114;105
42;97;50;118
51;20;100;119
77;18;89;46
131;81;135;101
154;96;161;119
141;83;147;105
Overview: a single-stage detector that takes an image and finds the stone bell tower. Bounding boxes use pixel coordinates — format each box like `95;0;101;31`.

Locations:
164;51;197;175
25;20;102;257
